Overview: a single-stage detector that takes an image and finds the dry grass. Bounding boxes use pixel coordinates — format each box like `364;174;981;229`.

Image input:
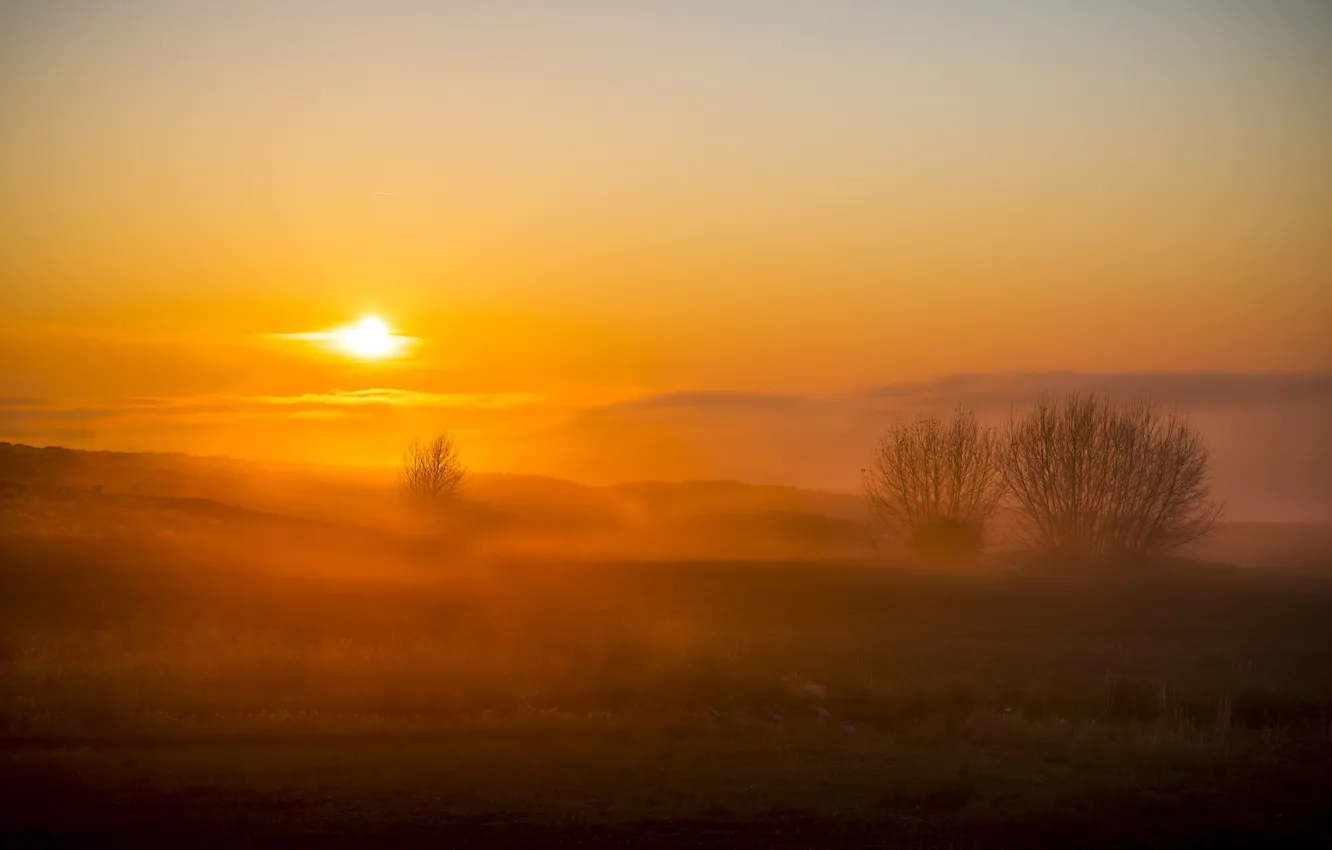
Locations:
1;529;1330;844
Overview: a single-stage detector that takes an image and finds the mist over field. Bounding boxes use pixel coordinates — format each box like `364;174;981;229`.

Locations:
3;435;1332;847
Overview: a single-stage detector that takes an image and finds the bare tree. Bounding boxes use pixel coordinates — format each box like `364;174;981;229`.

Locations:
401;432;466;505
863;407;1005;559
1002;394;1222;558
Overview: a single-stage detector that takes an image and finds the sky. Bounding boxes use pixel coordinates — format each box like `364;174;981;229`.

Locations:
1;2;1330;513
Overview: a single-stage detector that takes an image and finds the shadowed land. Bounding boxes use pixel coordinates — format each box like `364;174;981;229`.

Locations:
1;444;1331;847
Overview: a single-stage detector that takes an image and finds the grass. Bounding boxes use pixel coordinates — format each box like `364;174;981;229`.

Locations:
1;531;1331;846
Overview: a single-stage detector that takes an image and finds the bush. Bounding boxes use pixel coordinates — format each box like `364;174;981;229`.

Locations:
863;408;1004;560
1002;394;1222;558
906;516;987;561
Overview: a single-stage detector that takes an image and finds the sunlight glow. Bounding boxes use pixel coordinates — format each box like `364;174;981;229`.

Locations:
334;317;400;359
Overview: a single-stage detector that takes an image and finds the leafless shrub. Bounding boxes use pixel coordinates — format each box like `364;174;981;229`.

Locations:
863;408;1005;559
1002;394;1222;558
400;432;466;505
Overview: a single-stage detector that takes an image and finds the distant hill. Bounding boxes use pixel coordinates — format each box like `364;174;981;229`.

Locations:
0;442;873;559
0;442;391;524
0;441;864;522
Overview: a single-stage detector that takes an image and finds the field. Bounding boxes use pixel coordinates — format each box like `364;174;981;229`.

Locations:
4;543;1332;846
1;446;1331;847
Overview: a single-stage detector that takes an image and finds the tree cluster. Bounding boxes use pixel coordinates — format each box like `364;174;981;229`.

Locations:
864;395;1222;561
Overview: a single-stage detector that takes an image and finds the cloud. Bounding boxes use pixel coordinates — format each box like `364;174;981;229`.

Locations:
608;390;817;414
603;372;1332;421
267;332;335;341
862;371;1332;411
243;389;542;408
0;406;120;425
0;391;511;433
265;327;422;356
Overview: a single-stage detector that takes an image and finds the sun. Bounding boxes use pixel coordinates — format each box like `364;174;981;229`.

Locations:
334;316;400;359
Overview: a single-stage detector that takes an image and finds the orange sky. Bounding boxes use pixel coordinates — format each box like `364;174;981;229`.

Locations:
1;2;1330;502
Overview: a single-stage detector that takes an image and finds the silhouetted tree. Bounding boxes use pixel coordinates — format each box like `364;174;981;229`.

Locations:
1002;394;1221;558
401;432;465;505
863;408;1004;560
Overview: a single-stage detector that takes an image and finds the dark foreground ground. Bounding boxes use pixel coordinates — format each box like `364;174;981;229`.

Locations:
3;731;1331;849
2;533;1331;848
